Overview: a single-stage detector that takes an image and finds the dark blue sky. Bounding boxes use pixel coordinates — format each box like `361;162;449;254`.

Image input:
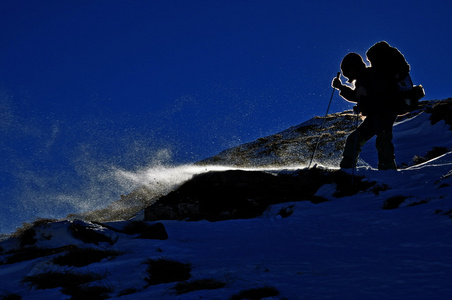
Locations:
1;0;451;232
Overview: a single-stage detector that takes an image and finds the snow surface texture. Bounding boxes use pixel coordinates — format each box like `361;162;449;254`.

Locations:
0;99;451;299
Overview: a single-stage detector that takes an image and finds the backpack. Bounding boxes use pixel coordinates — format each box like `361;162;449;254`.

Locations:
395;73;425;115
366;41;425;115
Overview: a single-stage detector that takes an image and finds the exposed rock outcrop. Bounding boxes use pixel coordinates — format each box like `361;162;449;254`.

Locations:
144;167;375;222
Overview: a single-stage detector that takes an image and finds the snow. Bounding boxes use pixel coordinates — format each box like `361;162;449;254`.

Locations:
361;111;452;168
1;161;451;299
1;103;452;299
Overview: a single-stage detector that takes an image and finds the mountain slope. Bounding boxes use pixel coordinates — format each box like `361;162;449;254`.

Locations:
74;98;452;223
197;99;452;169
0;99;451;299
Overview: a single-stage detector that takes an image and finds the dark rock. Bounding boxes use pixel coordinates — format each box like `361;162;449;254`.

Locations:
19;228;37;248
413;146;450;165
145;258;191;285
427;98;452;129
278;205;295;218
69;220;117;245
230;286;280;300
144;168;375;222
331;171;376;198
382;195;409;209
123;221;168;240
310;196;329;204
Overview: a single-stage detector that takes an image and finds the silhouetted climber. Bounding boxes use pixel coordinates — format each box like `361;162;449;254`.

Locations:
332;41;424;171
332;52;398;170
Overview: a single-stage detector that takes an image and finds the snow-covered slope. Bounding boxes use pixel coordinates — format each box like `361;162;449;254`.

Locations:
1;99;451;300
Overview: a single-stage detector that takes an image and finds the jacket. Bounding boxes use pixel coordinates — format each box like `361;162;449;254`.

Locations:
339;68;398;116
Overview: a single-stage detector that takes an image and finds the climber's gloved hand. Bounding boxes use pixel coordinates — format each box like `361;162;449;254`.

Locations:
331;77;342;90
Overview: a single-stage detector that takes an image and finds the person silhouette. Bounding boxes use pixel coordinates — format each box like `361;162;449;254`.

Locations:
332;52;398;170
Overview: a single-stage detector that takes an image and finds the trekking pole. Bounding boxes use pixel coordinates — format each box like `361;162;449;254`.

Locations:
308;72;341;169
351;101;360;185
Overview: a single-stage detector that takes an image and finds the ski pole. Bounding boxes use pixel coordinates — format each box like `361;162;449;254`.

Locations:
308;72;341;169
